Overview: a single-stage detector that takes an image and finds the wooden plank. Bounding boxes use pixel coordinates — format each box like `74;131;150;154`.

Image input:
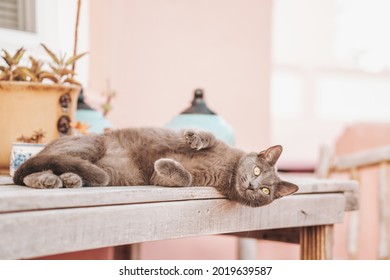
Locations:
0;193;345;259
344;189;359;211
315;145;334;178
300;225;333;260
0;184;224;213
0;176;13;185
227;228;300;244
282;176;358;194
332;145;390;171
280;176;359;211
0;176;359;212
378;162;389;259
348;169;360;260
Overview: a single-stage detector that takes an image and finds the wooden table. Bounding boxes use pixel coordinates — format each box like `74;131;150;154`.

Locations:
0;175;358;260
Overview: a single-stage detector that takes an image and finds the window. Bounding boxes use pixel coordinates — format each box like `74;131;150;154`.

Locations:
271;0;390;166
0;0;36;32
0;0;89;86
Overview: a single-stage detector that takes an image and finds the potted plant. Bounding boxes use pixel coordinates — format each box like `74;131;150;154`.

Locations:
9;130;46;177
0;45;87;173
0;0;87;173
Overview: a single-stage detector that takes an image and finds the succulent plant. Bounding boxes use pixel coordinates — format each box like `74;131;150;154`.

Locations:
23;56;48;82
40;43;87;85
1;1;84;85
0;47;27;81
0;44;88;85
16;129;46;143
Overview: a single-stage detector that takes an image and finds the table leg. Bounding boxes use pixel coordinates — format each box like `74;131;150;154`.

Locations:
300;225;334;260
113;244;141;260
237;237;257;259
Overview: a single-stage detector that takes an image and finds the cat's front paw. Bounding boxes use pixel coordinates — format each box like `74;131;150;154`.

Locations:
184;129;211;150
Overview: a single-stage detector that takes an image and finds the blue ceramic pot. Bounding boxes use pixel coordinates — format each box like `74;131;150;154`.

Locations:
76;109;111;134
165;89;235;146
166;114;235;146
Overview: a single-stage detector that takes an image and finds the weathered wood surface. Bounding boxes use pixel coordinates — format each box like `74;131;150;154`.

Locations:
0;175;359;259
0;176;358;212
318;143;390;259
332;145;390;171
316;145;334;178
228;228;300;244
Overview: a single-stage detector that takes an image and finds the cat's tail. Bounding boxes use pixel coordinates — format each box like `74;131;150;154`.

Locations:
13;154;109;186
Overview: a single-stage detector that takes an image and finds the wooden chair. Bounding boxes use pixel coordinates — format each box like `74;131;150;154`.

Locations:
316;144;390;259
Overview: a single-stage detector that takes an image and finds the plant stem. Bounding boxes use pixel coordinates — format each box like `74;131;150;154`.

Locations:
72;0;82;77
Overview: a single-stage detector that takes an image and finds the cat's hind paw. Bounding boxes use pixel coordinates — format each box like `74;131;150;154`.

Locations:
23;170;63;189
153;158;192;187
60;173;83;188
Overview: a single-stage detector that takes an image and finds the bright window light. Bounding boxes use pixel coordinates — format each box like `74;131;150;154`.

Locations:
315;75;390;121
335;0;390;72
271;70;303;118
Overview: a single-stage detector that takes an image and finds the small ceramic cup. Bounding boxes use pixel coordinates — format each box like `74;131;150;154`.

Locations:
10;143;45;177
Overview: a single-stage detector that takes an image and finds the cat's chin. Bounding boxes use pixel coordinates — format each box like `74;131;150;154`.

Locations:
233;189;272;207
239;197;273;208
238;197;272;207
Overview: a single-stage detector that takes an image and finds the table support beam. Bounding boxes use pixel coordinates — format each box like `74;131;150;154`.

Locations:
114;244;141;260
300;225;333;260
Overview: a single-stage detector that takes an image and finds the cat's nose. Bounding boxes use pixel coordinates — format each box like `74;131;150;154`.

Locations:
248;183;255;191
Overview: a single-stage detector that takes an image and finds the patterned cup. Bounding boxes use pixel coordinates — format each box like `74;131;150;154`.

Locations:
10;143;45;177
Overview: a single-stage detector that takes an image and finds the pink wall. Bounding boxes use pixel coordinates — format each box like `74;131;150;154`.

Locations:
89;0;272;152
87;0;274;259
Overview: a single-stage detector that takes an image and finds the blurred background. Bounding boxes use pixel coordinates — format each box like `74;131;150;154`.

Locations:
2;0;390;259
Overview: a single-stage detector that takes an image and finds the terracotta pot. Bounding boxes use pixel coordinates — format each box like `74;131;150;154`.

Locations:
0;82;80;172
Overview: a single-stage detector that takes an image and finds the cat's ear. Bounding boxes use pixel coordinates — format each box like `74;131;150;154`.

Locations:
259;145;283;166
274;181;299;199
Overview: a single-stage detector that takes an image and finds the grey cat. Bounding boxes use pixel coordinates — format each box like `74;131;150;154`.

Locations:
13;127;298;207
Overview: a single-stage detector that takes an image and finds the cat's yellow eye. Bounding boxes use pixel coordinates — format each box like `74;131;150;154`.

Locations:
253;166;261;176
261;187;270;195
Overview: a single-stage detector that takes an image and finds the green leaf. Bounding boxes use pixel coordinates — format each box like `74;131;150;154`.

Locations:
63;77;81;85
13;47;26;64
39;71;58;83
58;68;75;76
16;67;37;82
2;49;13;66
65;52;88;66
29;56;42;68
49;64;60;75
41;43;60;65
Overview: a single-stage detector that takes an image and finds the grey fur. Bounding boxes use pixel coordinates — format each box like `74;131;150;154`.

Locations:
13;127;298;207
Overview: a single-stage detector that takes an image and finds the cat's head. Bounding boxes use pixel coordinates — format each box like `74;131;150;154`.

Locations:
234;145;298;207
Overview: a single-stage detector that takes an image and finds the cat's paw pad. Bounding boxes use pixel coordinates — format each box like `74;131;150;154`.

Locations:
24;171;63;189
184;130;207;150
154;158;179;176
60;173;83;188
154;158;192;186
